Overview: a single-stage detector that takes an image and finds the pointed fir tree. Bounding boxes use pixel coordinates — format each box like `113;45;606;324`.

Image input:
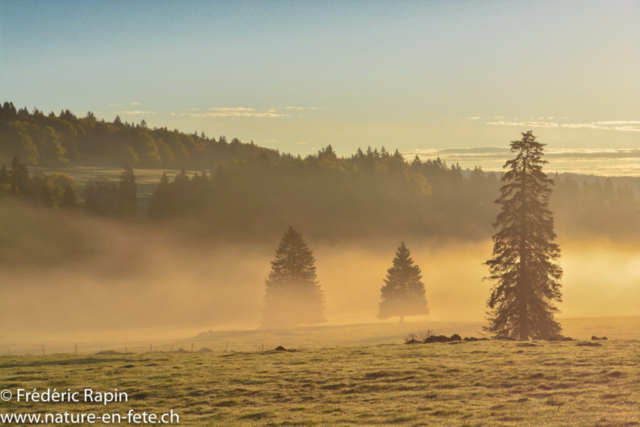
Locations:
377;242;429;323
485;131;563;340
263;227;325;328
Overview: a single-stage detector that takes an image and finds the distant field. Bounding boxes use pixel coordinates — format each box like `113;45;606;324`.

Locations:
4;317;639;356
30;165;204;213
1;339;638;426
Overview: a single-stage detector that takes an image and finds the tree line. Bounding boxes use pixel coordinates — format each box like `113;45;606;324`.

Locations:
1;152;638;243
142;148;640;241
0;101;278;168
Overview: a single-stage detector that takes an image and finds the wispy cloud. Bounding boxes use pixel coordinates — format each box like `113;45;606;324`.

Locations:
179;106;289;118
188;111;288;118
613;126;640;132
485;120;640;131
295;141;307;145
208;107;256;112
468;116;479;120
406;146;640;176
558;123;606;130
280;106;319;111
129;102;142;106
487;121;560;128
107;103;122;107
592;120;640;125
407;147;640;162
115;110;157;115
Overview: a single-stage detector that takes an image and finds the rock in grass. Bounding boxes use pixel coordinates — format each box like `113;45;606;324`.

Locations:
577;342;602;347
450;334;462;341
275;346;287;351
591;336;608;341
424;335;451;343
495;336;517;341
547;335;574;341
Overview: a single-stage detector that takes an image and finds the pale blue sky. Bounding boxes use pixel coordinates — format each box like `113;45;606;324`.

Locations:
1;0;638;173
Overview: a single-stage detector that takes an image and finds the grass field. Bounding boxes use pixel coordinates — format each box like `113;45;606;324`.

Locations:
29;165;201;214
1;321;639;426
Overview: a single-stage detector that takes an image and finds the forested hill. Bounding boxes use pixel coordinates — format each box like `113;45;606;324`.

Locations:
0;101;279;168
1;102;639;244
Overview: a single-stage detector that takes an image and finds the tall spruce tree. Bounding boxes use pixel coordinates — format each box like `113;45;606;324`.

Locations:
485;131;563;340
263;227;325;328
378;242;429;323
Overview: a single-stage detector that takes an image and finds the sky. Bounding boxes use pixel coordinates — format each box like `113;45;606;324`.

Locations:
1;0;639;174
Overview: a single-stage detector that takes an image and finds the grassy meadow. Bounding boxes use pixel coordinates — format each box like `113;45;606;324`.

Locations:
1;320;639;426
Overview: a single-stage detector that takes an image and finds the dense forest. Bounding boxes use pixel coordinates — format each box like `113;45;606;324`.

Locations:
1;102;639;243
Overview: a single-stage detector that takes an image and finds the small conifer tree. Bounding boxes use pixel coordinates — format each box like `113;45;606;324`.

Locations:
378;242;429;323
263;227;325;328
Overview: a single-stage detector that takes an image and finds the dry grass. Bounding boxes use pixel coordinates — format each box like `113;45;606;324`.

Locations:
1;338;638;426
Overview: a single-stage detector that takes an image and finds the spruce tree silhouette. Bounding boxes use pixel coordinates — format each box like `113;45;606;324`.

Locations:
378;242;429;323
262;227;325;328
485;131;563;340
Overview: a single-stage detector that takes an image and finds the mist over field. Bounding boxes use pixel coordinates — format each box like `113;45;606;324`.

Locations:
1;2;639;425
2;202;639;340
